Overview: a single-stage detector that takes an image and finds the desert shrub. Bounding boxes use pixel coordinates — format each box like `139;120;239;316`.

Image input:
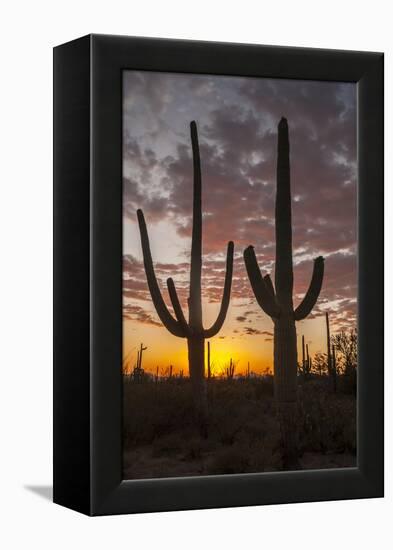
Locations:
338;370;357;396
207;379;273;445
252;377;274;400
341;417;357;454
246;438;282;472
123;381;195;446
207;436;281;475
207;447;250;475
299;386;356;455
182;436;212;461
151;433;185;458
210;398;245;445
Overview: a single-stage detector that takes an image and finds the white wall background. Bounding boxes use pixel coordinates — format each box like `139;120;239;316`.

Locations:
0;1;390;548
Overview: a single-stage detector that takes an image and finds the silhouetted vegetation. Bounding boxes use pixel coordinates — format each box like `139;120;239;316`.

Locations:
123;372;356;479
125;118;357;478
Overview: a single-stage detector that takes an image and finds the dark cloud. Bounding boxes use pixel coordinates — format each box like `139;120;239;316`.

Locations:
243;327;273;336
123;304;161;327
244;327;263;336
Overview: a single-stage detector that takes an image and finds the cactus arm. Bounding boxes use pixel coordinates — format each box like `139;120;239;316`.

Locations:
203;241;234;338
294;256;325;321
243;246;280;319
137;209;186;337
263;274;275;298
167;278;192;336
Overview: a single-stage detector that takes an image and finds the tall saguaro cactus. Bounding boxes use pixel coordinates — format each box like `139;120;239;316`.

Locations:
137;121;234;432
244;118;324;467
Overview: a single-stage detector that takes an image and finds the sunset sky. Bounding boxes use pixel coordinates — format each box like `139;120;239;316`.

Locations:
122;70;357;376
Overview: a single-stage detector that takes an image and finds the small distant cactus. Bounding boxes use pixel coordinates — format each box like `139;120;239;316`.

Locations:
332;345;336;376
325;312;337;392
301;337;312;378
301;335;306;376
226;358;235;379
306;343;312;376
132;343;147;383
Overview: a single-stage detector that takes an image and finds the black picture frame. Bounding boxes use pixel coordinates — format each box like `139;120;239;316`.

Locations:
53;34;384;516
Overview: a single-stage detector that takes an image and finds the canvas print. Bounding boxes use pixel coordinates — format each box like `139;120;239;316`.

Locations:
122;71;357;478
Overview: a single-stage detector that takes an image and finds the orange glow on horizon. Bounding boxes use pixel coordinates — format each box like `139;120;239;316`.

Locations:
122;312;345;377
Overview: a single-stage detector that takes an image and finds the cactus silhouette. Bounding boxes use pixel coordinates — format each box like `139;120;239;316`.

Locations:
226;358;235;379
301;334;306;376
332;344;336;379
306;343;311;376
325;312;337;391
137;121;234;433
133;343;147;383
301;337;312;378
244;117;324;467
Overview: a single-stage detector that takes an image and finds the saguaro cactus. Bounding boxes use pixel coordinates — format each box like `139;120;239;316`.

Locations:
244;118;324;467
226;358;235;379
133;343;147;383
332;345;336;378
326;312;337;392
301;335;306;377
306;343;311;376
137;121;234;433
138;343;147;370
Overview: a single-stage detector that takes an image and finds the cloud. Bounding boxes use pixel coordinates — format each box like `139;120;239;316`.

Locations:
123;71;357;332
242;327;273;336
244;327;263;336
123;304;161;327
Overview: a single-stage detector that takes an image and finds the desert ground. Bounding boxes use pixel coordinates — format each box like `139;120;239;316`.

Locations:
123;373;356;479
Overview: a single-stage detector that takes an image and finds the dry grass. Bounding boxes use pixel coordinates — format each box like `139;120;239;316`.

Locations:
123;376;356;479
